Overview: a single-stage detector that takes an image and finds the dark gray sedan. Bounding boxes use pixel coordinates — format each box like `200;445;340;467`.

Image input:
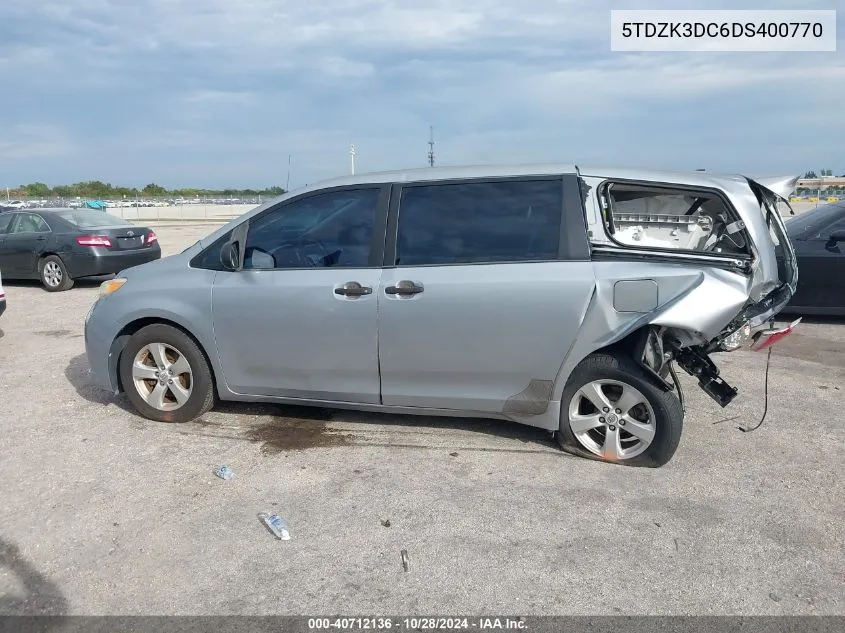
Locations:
780;202;845;316
0;208;161;291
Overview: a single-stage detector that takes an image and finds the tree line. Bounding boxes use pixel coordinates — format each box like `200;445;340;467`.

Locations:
7;181;286;200
803;169;840;178
7;170;844;201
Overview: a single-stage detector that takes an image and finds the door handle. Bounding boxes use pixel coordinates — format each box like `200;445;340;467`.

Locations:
36;235;47;241
385;280;424;296
334;281;372;297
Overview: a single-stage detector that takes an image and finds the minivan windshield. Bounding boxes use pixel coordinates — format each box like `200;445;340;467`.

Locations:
56;209;134;229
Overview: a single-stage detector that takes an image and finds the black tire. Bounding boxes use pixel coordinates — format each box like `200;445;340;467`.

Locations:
119;323;215;423
39;255;74;292
556;352;683;468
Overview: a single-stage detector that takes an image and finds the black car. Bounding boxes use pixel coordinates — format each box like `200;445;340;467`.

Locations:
0;208;161;291
780;202;845;316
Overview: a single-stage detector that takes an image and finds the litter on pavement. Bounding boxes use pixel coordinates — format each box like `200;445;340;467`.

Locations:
214;465;234;480
401;549;409;572
259;512;291;540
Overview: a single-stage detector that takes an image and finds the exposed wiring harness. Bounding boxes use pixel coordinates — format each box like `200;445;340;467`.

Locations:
668;362;685;414
738;346;773;433
739;317;776;433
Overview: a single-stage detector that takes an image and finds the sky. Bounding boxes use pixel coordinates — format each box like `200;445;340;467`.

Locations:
0;0;842;189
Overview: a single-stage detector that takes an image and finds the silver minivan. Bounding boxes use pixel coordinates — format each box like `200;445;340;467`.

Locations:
84;164;799;467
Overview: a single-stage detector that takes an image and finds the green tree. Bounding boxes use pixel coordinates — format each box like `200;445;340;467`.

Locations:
142;183;167;197
22;182;51;198
73;181;113;199
804;171;817;179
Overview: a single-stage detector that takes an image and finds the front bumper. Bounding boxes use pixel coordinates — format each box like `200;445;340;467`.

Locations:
84;302;121;393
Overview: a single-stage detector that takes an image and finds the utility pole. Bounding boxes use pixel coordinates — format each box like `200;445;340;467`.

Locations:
285;154;292;191
427;126;435;167
350;144;356;175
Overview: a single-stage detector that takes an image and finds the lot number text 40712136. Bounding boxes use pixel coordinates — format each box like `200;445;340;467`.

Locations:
307;617;528;630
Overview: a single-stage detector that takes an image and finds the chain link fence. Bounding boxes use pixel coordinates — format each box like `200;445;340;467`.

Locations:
2;196;268;221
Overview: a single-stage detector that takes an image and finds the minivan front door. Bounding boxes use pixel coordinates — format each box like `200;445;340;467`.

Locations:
377;178;595;413
211;185;388;403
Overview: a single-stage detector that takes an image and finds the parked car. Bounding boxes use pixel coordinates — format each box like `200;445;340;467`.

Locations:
84;165;798;467
0;269;5;317
779;202;845;316
0;208;160;291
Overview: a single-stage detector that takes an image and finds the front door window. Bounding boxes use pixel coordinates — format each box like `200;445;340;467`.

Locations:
243;188;380;269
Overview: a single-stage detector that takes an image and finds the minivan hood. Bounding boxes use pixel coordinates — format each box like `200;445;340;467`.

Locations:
118;250;192;279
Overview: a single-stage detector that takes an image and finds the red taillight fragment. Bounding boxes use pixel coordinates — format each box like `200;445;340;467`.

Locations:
76;235;112;247
751;318;801;352
146;231;157;244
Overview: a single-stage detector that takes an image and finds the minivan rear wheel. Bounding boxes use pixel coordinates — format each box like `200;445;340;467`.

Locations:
557;352;683;467
119;324;215;423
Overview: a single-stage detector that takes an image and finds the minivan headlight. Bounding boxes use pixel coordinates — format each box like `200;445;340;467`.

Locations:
99;277;127;297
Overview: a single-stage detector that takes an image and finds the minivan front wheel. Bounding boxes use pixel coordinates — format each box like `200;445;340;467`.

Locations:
119;324;215;423
557;352;683;467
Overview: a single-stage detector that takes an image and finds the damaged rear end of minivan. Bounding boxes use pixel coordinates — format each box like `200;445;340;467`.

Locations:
554;168;798;466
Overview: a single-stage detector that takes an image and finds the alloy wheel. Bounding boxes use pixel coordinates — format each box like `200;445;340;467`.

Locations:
131;343;194;411
42;261;62;287
568;379;656;460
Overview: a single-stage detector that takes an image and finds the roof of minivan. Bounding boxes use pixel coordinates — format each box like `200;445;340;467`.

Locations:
195;163;793;249
289;163;753;193
300;163;578;189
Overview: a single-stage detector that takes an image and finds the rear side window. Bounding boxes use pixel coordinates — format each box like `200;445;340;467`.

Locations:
600;183;750;256
395;179;562;265
56;209;132;228
10;213;50;233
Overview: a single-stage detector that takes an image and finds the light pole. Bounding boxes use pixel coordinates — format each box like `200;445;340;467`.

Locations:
428;126;435;167
350;144;356;175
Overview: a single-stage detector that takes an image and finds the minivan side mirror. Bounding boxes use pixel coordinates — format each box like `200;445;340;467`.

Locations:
219;221;249;271
220;241;241;271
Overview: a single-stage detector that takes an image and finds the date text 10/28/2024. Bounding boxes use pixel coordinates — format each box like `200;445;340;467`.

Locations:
308;617;527;630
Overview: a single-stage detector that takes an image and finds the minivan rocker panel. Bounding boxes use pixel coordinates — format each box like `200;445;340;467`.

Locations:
84;164;798;467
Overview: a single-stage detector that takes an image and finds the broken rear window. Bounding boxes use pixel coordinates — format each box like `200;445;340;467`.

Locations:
599;183;750;256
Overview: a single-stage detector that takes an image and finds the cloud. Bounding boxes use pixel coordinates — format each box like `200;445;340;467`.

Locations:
179;90;258;106
0;0;842;186
0;124;74;160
